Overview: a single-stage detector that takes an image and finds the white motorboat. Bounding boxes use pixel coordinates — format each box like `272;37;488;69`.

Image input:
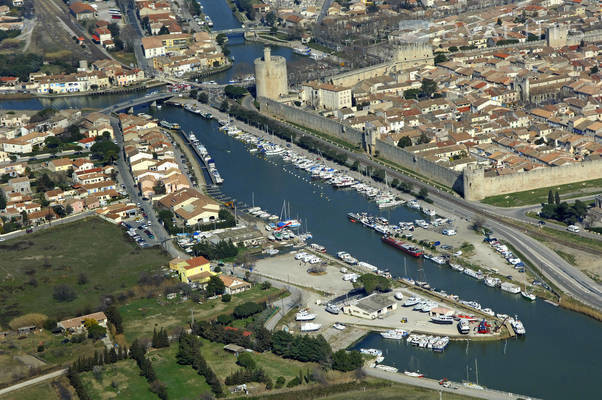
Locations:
521;290;536;301
449;263;464;272
394;292;404;301
481;308;495;316
457;319;470;334
484;276;501;287
300;322;321;332
360;348;382;357
510;318;526;335
380;329;408;339
333;323;346;330
501;282;521;294
404;371;424;377
295;310;316;321
430;315;454;324
403;297;421;307
375;365;398;373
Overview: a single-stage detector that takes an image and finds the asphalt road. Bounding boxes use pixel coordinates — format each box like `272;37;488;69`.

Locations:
363;368;538;400
0;369;67;396
111;117;185;258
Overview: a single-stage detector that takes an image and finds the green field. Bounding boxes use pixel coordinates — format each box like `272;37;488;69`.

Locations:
198;338;340;387
0;217;170;327
1;380;62;400
81;358;157;400
119;286;285;343
320;380;477;400
148;345;211;399
481;178;602;207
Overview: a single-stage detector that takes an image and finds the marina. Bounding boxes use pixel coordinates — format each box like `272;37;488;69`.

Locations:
147;104;601;400
7;59;599;398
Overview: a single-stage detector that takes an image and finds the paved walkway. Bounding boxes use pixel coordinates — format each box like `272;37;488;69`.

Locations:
364;367;538;400
0;369;67;397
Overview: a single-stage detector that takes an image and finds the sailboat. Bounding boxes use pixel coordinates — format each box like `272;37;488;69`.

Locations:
277;200;301;229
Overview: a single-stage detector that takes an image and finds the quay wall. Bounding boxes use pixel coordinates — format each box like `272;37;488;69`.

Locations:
259;97;464;193
374;139;463;193
258;97;364;145
463;159;602;201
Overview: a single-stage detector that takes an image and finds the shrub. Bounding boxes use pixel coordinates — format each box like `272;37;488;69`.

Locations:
237;352;256;370
287;376;301;387
53;285;77;302
275;376;285;388
221;294;231;302
9;313;48;330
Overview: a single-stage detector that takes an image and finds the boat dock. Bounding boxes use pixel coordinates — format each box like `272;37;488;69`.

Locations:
182;131;223;185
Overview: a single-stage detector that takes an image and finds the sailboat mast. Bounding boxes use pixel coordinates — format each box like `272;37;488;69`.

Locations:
475;359;479;385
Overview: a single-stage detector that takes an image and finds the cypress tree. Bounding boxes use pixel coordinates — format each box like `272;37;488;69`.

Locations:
555;191;561;205
548;189;554;204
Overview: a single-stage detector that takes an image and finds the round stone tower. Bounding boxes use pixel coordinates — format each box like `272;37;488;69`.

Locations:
254;47;288;100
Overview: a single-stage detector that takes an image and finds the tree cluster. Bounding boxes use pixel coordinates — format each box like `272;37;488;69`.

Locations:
224;85;248;99
271;330;332;364
152;327;170;348
176;332;222;396
206;275;226;297
130;339;168;399
67;370;91;400
331;350;363;372
71;347;129;373
91;137;120;164
233;301;266;319
357;273;391;294
540;191;588;225
193;239;238;260
105;305;123;334
194;321;253;350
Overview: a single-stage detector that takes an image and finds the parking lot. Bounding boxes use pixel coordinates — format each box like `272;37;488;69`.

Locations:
121;207;159;248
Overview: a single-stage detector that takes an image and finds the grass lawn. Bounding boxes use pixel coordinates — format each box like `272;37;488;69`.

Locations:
0;217;170;327
80;358;157;400
119;287;285;343
1;380;61;400
110;50;137;66
147;345;211;399
481;178;602;207
0;330;106;384
198;338;343;387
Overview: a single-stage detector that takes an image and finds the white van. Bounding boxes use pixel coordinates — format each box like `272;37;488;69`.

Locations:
567;225;580;233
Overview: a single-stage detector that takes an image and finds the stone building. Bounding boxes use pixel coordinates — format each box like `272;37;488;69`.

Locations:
255;47;288;100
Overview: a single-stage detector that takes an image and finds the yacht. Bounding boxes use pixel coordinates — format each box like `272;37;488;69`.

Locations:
296;310;316;321
501;282;521;294
394;292;404;301
403;297;421;307
333;323;346;330
300;322;322;332
380;329;408;339
481;308;495;316
431;315;454;324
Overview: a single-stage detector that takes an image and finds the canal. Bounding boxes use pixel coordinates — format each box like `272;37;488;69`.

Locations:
0;0;599;397
149;105;601;400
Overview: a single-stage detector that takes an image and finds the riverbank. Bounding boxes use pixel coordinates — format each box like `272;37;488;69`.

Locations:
33;80;166;99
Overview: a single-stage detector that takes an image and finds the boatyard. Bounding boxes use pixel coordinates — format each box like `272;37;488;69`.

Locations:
251;252;517;342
